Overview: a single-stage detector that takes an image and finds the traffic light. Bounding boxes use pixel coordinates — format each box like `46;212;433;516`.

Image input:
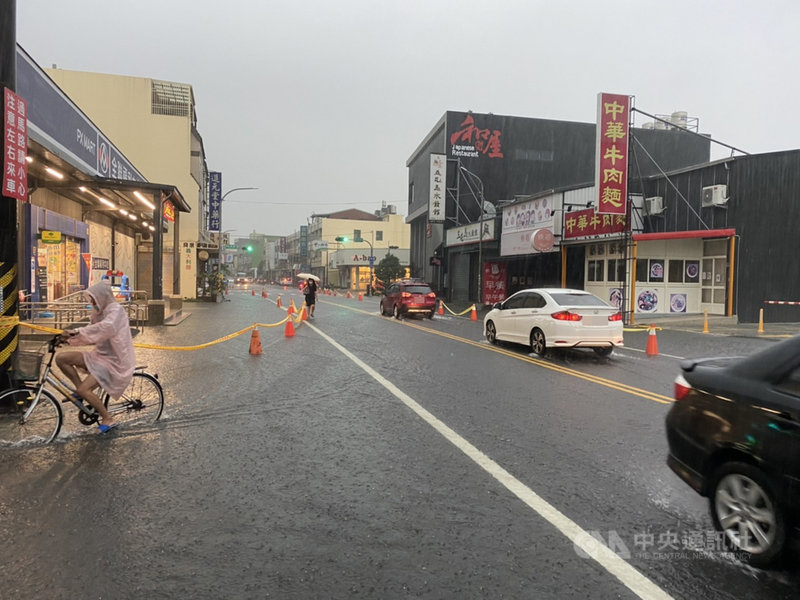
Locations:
241;245;254;252
335;236;349;243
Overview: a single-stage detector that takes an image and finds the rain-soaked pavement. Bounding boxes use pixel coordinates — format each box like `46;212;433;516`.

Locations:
1;285;798;599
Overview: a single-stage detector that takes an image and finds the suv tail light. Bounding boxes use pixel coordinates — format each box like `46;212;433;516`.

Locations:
608;312;622;322
551;310;582;322
674;375;692;401
401;292;412;298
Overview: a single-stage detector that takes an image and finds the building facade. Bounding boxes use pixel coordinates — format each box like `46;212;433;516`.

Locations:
406;110;711;304
45;68;209;299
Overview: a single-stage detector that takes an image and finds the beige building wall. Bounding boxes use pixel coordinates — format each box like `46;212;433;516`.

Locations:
46;68;202;298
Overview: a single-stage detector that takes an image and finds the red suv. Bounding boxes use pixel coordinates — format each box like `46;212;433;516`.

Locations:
380;279;437;319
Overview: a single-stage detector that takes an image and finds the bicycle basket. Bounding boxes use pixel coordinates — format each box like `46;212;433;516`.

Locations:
12;349;44;381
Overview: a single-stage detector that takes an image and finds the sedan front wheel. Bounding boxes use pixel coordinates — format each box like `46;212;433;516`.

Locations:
485;321;497;344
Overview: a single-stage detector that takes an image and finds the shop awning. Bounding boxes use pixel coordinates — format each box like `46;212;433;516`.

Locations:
632;228;735;241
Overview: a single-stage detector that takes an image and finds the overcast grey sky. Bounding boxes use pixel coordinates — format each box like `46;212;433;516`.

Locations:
16;1;800;238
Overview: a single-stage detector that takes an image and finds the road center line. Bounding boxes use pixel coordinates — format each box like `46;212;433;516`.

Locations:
308;321;674;600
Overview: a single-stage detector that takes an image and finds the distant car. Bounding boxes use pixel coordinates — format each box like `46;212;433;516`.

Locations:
482;288;623;356
666;336;800;566
380;279;436;319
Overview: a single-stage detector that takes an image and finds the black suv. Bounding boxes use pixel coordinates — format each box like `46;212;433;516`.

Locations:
380;279;436;319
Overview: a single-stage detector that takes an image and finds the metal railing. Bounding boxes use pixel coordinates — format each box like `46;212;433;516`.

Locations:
19;289;149;332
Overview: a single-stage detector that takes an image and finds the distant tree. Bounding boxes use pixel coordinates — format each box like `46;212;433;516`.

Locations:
375;254;405;285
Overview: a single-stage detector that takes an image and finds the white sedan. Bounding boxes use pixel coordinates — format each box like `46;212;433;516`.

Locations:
483;288;624;357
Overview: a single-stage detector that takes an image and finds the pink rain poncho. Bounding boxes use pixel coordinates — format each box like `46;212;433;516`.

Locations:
68;281;135;398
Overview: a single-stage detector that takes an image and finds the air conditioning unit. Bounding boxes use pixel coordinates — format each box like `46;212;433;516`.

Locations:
701;185;728;207
644;196;664;215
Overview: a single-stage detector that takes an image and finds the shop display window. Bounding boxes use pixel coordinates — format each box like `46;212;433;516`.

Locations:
668;260;684;283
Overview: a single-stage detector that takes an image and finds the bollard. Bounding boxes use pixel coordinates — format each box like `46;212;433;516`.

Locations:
758;308;764;334
703;309;709;334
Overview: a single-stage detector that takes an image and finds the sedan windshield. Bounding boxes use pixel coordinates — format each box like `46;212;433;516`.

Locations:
549;292;608;307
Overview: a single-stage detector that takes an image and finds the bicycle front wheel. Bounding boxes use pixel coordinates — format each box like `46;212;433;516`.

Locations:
0;387;63;445
104;372;164;428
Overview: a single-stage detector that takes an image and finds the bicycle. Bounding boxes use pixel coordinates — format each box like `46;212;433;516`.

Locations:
0;334;164;446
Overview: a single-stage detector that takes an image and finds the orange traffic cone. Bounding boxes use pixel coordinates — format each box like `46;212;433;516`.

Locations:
251;289;255;296
470;305;477;321
262;289;267;299
437;301;444;316
287;303;295;316
283;285;287;291
249;328;262;355
276;295;282;308
346;291;352;299
358;292;363;301
646;324;659;356
285;317;295;338
333;291;337;297
301;305;308;321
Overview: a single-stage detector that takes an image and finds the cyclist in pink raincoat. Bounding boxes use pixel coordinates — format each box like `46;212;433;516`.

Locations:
56;281;135;432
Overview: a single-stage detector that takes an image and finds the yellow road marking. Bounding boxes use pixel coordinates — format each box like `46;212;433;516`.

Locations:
322;298;674;405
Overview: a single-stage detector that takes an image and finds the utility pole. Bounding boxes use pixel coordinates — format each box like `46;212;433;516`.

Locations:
0;1;18;390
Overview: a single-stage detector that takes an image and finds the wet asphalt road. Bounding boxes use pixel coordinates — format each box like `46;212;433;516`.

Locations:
1;285;798;599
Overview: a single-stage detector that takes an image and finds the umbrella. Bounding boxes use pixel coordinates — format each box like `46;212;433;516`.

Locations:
296;273;320;282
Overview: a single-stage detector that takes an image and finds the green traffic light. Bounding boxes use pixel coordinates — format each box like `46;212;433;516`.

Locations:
335;236;349;243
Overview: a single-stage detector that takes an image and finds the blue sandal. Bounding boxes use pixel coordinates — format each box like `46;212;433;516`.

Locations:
97;423;119;433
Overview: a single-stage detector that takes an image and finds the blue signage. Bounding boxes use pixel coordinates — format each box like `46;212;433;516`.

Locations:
209;171;222;232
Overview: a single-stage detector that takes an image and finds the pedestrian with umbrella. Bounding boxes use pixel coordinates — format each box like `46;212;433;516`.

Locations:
298;273;319;317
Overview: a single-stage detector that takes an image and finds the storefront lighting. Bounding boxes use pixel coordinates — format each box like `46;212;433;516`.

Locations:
44;167;64;179
148;225;155;231
128;213;137;221
97;196;115;209
134;191;156;210
25;156;33;163
79;186;87;192
119;209;129;216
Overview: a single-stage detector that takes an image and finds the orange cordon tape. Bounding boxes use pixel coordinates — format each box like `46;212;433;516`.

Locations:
436;301;477;317
4;311;306;352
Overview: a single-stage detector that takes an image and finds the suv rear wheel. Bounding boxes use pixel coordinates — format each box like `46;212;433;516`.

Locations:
393;304;402;320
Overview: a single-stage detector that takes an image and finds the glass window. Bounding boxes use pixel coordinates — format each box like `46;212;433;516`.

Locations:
649;259;665;283
526;293;546;308
636;259;648;282
588;260;604;282
607;259;626;282
704;239;727;256
668;260;684;283
376;231;383;241
505;293;528;309
550;292;609;307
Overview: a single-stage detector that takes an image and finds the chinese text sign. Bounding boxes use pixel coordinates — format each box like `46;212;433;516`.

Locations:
3;88;28;201
595;93;630;215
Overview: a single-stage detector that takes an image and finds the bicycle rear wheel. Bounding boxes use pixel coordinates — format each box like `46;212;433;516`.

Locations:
103;372;164;427
0;387;63;445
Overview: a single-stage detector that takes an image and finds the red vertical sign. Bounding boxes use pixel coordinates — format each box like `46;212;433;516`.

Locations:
3;88;28;201
595;93;629;215
483;261;507;305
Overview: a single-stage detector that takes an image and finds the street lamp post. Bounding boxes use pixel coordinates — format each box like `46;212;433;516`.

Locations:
219;186;259;235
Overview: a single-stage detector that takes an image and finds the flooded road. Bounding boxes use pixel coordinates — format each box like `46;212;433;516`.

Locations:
1;286;797;599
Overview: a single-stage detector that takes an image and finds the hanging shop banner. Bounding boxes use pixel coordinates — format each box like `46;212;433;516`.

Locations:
3;87;28;201
209;171;222;232
163;199;176;223
595;93;630;215
483;261;508;305
429;153;445;222
563;208;626;240
500;195;556;256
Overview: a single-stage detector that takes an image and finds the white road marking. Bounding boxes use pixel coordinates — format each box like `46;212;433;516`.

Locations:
308;322;674;600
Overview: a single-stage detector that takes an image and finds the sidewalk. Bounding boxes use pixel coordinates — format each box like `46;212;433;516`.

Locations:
629;313;800;338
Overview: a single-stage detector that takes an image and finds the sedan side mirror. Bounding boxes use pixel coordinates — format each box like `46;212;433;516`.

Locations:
493;302;502;310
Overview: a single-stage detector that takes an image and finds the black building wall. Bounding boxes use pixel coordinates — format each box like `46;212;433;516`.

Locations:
638;150;800;323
